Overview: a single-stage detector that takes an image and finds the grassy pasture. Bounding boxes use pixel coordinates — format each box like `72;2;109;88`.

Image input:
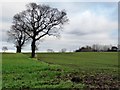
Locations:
2;52;119;89
2;53;71;88
38;52;118;73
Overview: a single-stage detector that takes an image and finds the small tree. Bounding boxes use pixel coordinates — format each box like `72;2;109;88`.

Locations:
8;14;30;53
2;46;8;52
61;48;67;52
47;49;54;52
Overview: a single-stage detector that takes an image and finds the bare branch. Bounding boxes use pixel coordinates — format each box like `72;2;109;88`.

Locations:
11;2;69;57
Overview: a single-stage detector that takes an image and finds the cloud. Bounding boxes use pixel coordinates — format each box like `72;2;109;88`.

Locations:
0;0;119;3
0;2;118;52
0;22;12;42
1;2;27;21
65;10;117;35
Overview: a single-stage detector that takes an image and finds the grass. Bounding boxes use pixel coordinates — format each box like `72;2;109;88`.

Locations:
2;53;72;88
2;52;119;89
37;52;118;73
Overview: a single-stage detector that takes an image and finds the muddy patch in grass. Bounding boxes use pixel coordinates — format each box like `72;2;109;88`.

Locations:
54;71;120;89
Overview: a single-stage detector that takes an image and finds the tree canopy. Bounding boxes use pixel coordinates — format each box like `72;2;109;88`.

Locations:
13;3;69;57
8;14;30;53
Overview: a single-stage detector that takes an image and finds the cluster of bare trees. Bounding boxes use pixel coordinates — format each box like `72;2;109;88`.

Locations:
75;44;118;52
47;48;67;52
7;3;68;58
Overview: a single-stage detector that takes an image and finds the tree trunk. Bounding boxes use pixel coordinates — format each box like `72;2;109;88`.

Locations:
16;46;21;53
31;40;36;58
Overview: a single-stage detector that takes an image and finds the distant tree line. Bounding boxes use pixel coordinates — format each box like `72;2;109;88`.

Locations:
47;48;67;53
75;44;119;52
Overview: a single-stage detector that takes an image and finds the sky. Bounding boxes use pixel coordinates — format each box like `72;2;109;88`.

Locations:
0;0;119;52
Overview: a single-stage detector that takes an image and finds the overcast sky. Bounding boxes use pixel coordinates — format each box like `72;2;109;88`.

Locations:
0;0;118;52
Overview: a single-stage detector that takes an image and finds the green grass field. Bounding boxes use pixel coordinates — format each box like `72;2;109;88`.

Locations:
38;52;118;72
2;52;119;89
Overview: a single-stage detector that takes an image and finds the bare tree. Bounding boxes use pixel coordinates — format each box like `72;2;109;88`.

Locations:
2;46;8;52
61;48;67;52
13;3;68;57
8;14;30;53
47;49;54;52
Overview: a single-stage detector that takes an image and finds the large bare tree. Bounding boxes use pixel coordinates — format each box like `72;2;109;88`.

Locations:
8;14;30;53
13;3;69;57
